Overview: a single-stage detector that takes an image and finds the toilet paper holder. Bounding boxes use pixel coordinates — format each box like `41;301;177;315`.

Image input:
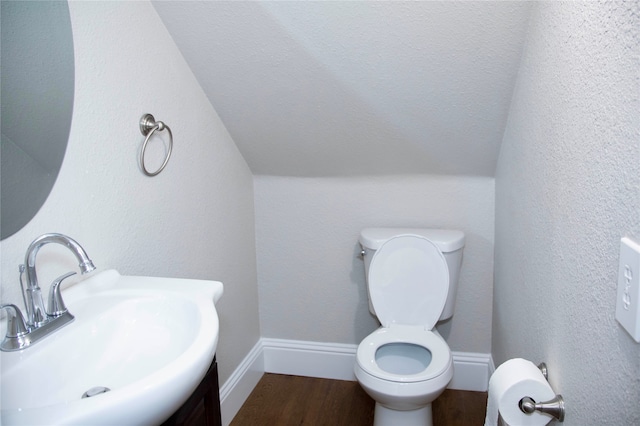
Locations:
518;363;565;423
519;395;565;422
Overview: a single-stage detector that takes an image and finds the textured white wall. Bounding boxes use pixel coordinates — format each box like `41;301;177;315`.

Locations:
152;1;531;177
494;1;639;424
0;1;260;386
255;175;494;353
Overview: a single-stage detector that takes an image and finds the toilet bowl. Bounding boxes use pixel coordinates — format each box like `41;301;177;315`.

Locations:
355;326;453;418
355;228;465;426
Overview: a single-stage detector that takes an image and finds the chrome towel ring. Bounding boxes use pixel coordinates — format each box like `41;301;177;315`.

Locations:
139;113;173;176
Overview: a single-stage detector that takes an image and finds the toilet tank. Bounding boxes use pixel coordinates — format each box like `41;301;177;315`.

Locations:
359;228;465;322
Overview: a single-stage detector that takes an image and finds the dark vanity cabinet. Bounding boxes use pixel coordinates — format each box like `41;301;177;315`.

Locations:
161;357;222;426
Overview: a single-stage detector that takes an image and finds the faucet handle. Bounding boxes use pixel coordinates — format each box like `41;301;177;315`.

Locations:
47;272;76;317
0;304;29;338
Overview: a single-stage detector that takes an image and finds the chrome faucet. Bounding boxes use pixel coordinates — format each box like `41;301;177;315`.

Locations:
1;233;96;351
23;233;96;326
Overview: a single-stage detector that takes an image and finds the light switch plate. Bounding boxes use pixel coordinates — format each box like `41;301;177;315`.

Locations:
616;237;640;342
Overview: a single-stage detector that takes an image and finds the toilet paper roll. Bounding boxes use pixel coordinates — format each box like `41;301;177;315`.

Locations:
484;358;556;426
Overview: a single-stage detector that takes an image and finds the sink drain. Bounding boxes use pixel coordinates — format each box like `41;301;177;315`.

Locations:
82;386;111;398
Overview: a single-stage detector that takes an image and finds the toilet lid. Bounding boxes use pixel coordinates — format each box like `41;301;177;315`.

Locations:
369;235;449;329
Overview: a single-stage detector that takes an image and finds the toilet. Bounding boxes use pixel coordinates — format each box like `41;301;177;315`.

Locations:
354;228;465;426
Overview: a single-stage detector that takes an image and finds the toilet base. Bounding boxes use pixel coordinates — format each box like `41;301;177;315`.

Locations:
373;402;433;426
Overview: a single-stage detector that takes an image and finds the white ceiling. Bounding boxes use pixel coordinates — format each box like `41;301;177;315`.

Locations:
152;1;532;177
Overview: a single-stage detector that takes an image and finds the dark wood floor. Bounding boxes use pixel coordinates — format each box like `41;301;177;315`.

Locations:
231;374;487;426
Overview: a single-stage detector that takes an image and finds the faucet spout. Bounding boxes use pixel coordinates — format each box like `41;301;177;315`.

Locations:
23;233;96;326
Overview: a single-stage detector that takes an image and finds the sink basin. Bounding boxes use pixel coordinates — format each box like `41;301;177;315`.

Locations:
1;269;223;425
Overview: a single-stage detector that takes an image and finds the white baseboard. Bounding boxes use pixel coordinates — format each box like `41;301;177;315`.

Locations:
262;338;359;381
219;342;264;426
447;351;492;391
220;338;492;425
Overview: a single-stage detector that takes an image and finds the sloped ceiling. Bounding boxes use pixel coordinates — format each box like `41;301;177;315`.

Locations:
152;1;532;177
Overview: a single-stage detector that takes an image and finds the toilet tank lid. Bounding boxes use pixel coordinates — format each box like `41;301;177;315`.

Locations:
359;228;465;252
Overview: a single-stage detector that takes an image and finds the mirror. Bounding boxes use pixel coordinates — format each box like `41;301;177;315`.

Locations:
1;1;75;239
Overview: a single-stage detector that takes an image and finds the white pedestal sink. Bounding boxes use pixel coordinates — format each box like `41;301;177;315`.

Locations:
1;269;223;425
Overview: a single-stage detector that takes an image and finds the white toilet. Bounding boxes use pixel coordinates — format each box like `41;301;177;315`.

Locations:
354;228;465;426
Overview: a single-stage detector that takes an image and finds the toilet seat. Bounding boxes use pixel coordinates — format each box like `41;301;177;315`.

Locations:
368;234;449;329
357;326;452;383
